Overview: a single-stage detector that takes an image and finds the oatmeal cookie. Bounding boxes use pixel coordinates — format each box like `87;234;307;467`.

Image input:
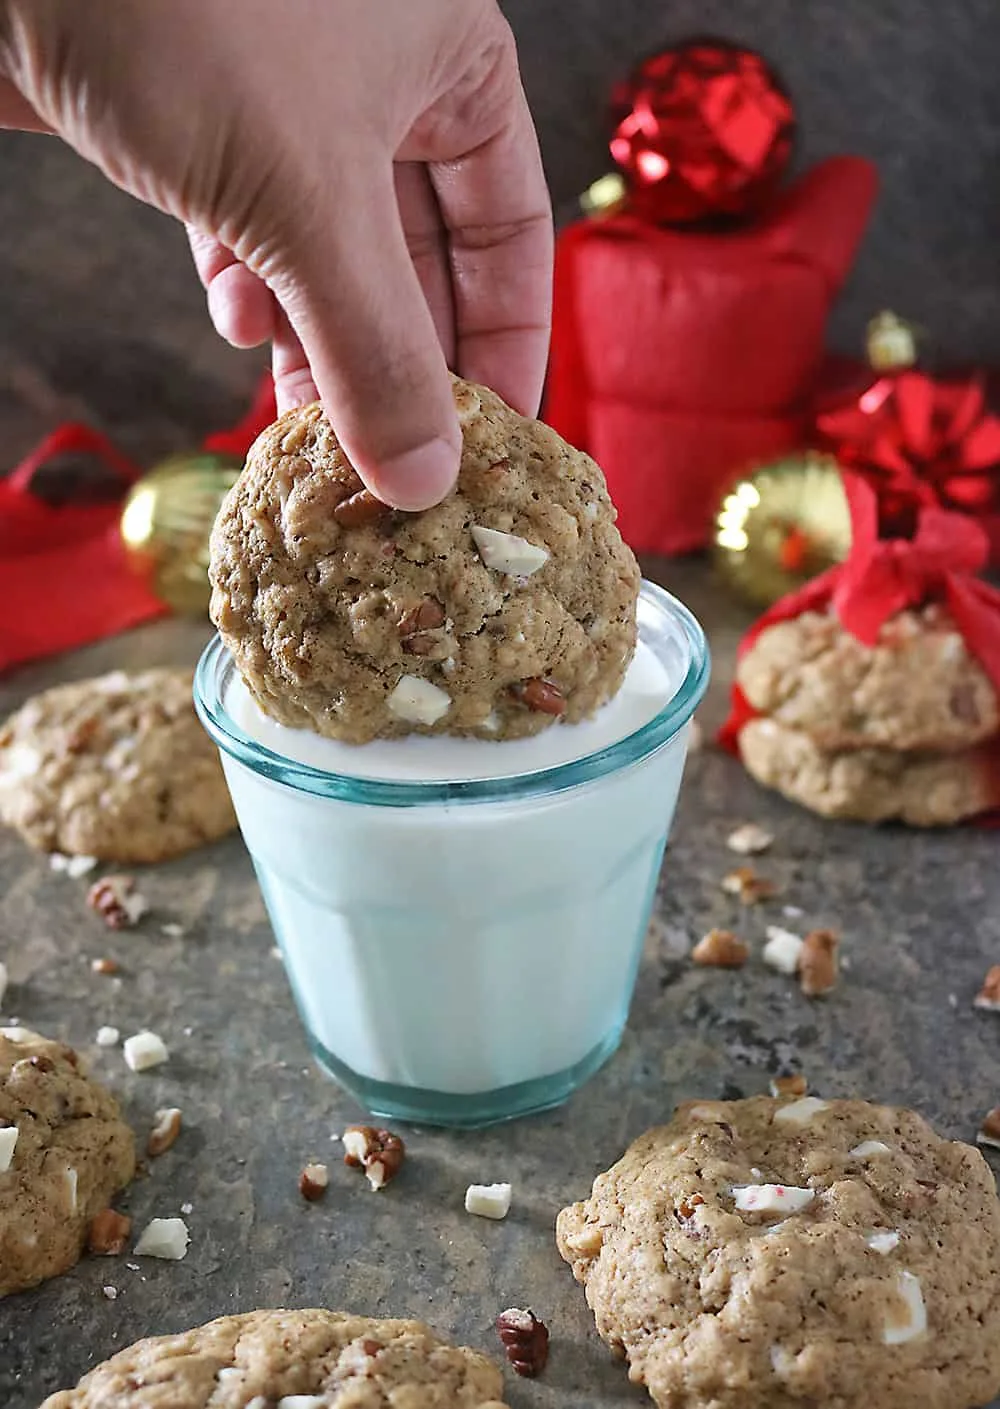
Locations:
556;1096;1000;1409
41;1307;510;1407
0;1026;134;1297
738;717;1000;825
0;667;237;862
209;379;640;744
736;608;998;753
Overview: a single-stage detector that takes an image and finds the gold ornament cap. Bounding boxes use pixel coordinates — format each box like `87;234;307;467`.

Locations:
866;311;918;372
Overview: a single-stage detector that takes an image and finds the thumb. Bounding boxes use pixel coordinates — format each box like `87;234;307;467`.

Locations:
263;163;460;512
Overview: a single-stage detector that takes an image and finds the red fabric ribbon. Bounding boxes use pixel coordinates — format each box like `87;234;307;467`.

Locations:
718;477;1000;805
817;370;1000;529
545;156;877;555
0;374;276;675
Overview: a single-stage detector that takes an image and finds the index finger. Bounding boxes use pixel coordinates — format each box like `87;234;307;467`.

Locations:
429;79;553;418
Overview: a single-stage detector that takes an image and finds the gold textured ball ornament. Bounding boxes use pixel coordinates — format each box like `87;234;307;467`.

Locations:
120;452;241;615
713;451;851;607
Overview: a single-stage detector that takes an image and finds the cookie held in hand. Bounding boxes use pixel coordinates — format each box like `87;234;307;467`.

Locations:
209;379;640;744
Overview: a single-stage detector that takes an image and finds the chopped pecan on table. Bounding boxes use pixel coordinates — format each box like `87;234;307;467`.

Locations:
691;929;749;968
495;1308;549;1378
87;874;147;929
797;928;840;997
974;965;1000;1012
720;866;779;904
342;1125;405;1190
87;1208;132;1256
147;1108;182;1158
298;1162;330;1201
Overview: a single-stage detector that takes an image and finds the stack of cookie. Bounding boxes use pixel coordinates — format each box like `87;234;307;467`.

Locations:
732;604;1000;825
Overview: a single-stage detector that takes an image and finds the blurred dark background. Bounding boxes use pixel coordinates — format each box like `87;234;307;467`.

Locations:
0;0;997;468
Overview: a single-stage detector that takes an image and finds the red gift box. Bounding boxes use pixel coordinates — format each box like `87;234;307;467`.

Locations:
546;156;878;555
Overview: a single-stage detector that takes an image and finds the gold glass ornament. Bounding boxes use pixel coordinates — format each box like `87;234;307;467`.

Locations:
120;452;241;616
713;452;851;607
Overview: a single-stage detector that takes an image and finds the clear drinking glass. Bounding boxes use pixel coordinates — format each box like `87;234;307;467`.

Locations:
194;581;709;1127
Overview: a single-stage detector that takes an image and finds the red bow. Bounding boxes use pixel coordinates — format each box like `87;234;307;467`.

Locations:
718;475;1000;759
817;371;1000;525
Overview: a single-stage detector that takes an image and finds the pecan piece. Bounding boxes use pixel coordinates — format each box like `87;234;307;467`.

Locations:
147;1107;182;1157
974;965;1000;1012
87;875;147;929
977;1107;1000;1149
676;1193;705;1221
342;1125;405;1190
87;1208;132;1256
298;1162;330;1201
691;929;748;968
397;598;446;636
496;1308;549;1378
720;866;779;904
798;929;840;997
333;488;391;527
770;1073;808;1098
512;677;566;716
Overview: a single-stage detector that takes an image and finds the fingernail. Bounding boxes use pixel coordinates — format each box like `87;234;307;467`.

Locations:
370;437;460;512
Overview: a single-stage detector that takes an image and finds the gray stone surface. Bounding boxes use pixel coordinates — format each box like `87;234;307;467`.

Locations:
1;564;999;1408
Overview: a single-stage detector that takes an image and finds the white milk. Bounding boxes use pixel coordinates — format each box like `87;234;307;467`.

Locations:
200;583;708;1118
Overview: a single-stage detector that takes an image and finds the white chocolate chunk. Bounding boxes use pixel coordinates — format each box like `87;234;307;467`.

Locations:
773;1097;829;1125
64;1166;78;1213
123;1030;169;1072
464;1182;512;1220
733;1184;815;1215
883;1270;926;1344
867;1230;900;1254
470;525;549;577
387;675;451;726
0;1025;40;1044
216;1368;241;1386
849;1140;892;1159
727;822;774;855
96;1026;120;1048
0;1124;18;1172
65;854;98;878
278;1398;327;1409
134;1217;189;1260
763;926;804;975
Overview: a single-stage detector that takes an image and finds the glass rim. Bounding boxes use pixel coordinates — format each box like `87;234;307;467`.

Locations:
193;580;710;807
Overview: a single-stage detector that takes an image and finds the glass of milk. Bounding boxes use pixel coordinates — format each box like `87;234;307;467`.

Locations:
194;581;709;1127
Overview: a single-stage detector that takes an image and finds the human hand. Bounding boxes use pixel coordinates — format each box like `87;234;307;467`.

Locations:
0;0;553;508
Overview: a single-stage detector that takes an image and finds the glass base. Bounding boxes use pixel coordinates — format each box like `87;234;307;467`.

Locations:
308;1026;624;1128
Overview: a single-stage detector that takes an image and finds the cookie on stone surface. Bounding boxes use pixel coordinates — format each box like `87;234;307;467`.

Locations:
0;667;237;862
209;378;641;745
0;1026;134;1298
557;1096;1000;1409
736;607;999;753
739;717;1000;826
41;1307;510;1408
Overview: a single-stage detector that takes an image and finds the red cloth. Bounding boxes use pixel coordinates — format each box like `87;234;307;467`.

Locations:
718;476;1000;822
0;375;276;674
545;156;878;555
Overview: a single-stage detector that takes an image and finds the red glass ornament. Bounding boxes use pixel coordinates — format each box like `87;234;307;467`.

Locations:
609;38;795;225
